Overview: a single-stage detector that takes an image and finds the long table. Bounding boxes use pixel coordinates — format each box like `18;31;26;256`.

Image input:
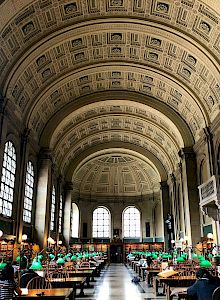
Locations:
154;276;196;300
49;276;86;297
16;288;74;299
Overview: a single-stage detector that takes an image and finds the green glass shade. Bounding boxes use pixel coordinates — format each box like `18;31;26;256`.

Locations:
30;258;43;270
71;255;77;261
168;254;172;259
200;260;212;268
176;256;185;263
198;255;205;261
49;254;55;259
16;256;20;261
208;253;213;258
0;261;7;270
192;253;197;258
38;254;43;260
57;257;65;264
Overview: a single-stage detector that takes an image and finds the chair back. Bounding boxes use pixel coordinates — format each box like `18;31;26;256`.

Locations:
212;286;220;300
26;276;52;289
48;271;69;279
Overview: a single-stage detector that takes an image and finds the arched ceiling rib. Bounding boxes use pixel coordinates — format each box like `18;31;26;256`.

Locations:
66;145;167;182
4;21;219;133
51;100;183;173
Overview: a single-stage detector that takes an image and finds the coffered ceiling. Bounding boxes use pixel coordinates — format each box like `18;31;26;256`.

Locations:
0;0;219;197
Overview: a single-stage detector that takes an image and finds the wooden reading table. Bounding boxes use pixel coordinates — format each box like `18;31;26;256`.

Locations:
16;288;74;300
154;275;196;300
49;276;86;297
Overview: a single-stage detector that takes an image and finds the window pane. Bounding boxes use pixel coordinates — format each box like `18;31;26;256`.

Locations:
0;141;16;217
23;161;34;223
50;187;56;231
92;207;110;238
123;206;140;238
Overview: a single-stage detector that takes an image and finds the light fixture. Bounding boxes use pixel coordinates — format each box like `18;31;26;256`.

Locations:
207;233;213;239
171;240;175;244
58;240;62;245
22;234;28;241
0;230;3;238
47;237;55;244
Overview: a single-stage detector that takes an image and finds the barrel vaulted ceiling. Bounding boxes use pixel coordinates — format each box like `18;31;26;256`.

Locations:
0;0;220;197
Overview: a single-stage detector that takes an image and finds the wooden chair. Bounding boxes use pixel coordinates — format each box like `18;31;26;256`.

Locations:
48;271;69;279
26;276;52;289
212;286;220;300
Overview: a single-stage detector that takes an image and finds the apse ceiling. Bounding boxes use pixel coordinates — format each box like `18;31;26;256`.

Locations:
0;0;220;193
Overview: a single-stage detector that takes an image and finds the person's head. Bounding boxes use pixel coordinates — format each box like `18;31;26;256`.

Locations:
1;264;15;281
196;268;214;282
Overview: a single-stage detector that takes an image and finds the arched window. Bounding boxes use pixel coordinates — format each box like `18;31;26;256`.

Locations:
58;194;63;233
123;206;141;238
23;161;34;223
71;203;79;238
93;206;110;238
50;186;56;231
0;141;16;217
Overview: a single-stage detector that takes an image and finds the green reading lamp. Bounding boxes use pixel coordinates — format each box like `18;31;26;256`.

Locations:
49;253;55;259
57;257;65;264
0;260;6;270
30;257;43;270
176;256;185;263
200;259;212;268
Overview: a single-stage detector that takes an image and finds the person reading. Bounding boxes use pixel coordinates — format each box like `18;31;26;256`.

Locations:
0;264;21;300
187;268;220;300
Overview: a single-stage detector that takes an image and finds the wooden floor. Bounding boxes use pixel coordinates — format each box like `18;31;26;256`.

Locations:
76;263;166;300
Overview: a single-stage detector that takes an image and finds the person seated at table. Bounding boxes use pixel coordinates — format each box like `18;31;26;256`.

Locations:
187;268;220;300
0;264;21;300
20;263;39;288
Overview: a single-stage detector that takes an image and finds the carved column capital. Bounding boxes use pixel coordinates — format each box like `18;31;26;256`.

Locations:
64;182;73;191
160;181;169;190
178;147;195;160
38;147;53;161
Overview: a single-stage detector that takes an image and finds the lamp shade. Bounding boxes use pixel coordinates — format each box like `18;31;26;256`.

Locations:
176;256;185;263
49;254;55;259
0;261;6;270
57;257;65;264
200;260;212;268
30;258;43;270
71;255;77;261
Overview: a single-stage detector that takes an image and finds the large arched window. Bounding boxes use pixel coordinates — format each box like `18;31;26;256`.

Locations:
71;203;79;238
123;206;141;238
93;206;110;238
0;141;16;217
58;194;63;233
50;186;56;231
23;161;34;223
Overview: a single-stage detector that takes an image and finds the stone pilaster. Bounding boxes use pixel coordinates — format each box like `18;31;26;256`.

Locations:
63;182;73;246
16;128;30;243
178;148;200;246
160;181;170;250
35;148;53;248
204;127;215;176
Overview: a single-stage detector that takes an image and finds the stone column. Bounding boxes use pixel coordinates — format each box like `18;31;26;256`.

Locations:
0;93;7;145
204;127;215;176
160;181;170;250
178;148;200;247
177;163;186;237
63;182;73;246
35;148;52;248
16;128;30;243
